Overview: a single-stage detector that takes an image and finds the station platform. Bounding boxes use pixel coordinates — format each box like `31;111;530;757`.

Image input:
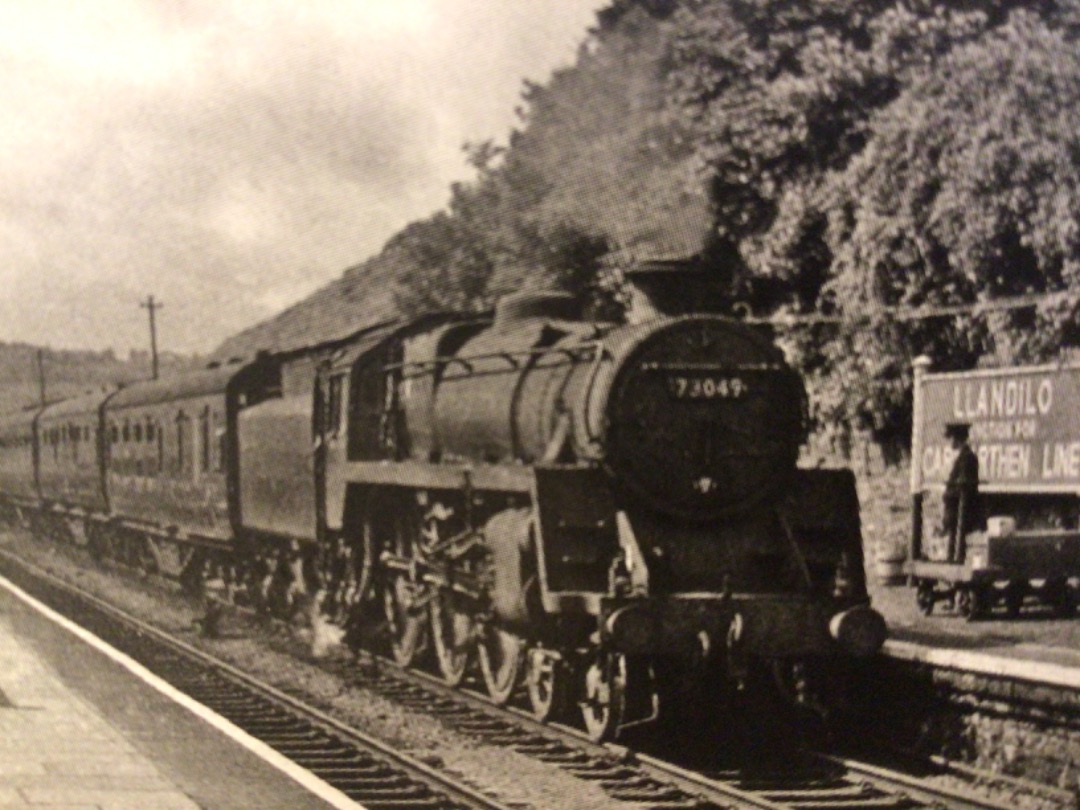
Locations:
0;600;201;809
870;581;1080;688
0;580;350;810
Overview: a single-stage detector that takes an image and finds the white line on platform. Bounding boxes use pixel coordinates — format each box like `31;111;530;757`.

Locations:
883;639;1080;689
0;574;366;810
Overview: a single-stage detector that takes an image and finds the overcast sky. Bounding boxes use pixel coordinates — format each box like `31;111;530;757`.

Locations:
0;0;605;356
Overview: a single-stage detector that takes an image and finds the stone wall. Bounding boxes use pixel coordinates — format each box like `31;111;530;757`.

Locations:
846;656;1080;794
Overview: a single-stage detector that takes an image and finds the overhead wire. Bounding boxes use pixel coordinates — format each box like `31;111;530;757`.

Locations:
741;288;1078;326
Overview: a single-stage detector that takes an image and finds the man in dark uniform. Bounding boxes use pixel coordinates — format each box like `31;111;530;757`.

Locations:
942;421;980;563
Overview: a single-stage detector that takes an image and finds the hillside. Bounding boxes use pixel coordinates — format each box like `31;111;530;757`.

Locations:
210;0;1080;456
214;255;399;360
213;1;710;360
0;345;196;415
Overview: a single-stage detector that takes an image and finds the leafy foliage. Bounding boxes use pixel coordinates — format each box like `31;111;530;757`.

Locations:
221;0;1080;461
668;0;1080;451
392;0;710;318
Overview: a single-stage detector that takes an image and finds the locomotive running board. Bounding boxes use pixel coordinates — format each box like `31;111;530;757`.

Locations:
344;459;532;493
531;465;619;615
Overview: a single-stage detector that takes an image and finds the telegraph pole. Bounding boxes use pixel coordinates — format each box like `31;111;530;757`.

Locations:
140;295;163;380
36;349;46;406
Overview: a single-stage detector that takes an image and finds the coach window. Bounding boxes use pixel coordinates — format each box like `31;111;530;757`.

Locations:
200;408;211;472
146;421;155;442
134;423;144;473
122;421;130;443
111;424;119;444
176;412;187;475
214;413;226;472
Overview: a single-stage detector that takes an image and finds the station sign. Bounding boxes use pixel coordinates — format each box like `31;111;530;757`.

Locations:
916;363;1080;491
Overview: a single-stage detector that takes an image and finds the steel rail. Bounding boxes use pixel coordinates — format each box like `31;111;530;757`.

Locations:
1;539;1063;810
350;643;1030;810
0;548;513;810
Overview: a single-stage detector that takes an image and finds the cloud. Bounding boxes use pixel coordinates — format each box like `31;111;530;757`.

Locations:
0;0;603;354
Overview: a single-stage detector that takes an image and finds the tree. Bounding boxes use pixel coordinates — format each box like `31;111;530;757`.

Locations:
389;212;494;316
390;1;710;318
668;0;1080;450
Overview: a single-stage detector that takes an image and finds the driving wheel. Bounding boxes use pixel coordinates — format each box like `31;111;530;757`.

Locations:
580;651;627;742
957;586;988;622
1047;578;1076;618
382;513;429;667
526;647;571;722
1004;581;1025;619
384;575;427;666
430;588;475;686
478;625;524;704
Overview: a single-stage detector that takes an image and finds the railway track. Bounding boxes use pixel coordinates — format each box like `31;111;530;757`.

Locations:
341;658;1058;810
0;544;1067;810
0;548;515;810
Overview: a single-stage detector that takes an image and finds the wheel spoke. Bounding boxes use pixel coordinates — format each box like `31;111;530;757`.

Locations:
916;581;935;616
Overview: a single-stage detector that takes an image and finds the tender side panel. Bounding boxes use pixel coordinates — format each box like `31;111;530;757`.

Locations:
106;393;230;539
238;393;316;541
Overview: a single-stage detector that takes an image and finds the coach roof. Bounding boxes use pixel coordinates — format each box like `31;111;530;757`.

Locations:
38;389;115;421
108;361;250;410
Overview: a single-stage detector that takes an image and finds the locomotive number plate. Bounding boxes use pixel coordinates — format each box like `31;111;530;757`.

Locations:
667;374;747;400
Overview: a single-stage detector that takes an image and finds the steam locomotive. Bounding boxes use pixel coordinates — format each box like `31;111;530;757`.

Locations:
0;265;885;740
